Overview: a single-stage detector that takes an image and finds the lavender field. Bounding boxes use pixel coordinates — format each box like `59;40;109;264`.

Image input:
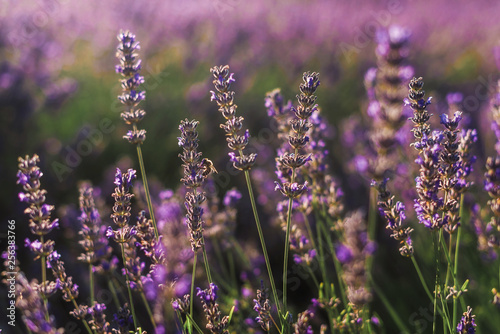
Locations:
2;0;500;333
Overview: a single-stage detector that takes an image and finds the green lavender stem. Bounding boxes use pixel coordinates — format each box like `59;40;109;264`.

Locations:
452;194;465;329
89;264;95;305
140;291;157;330
120;243;138;330
201;242;213;283
371;278;410;333
189;251;197;334
185;312;205;334
243;169;282;321
283;195;293;323
40;235;50;322
108;279;122;309
133;125;158;239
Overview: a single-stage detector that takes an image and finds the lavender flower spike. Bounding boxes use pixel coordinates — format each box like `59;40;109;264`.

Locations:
210;65;257;171
179;119;214;251
16;273;62;334
372;178;414;256
407;77;432;149
456;306;476;333
107;168;137;244
253;281;271;332
197;283;230;334
17;154;59;236
116;30;146;145
77;183;112;265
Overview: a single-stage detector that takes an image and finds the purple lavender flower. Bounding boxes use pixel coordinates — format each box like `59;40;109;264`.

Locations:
210;65;257;171
372;178;414;256
407;77;432;149
15;273;61;334
113;304;133;333
293;309;314;334
485;156;500;247
338;211;373;309
197;283;230;334
276;71;319;200
439;111;463;233
223;189;242;207
179;119;214;251
407;78;446;230
47;251;80;303
17;154;59;236
456;306;476;333
265;88;293;117
135;210;165;265
108;168;137;244
87;302;110;333
253;281;271;332
77;183;112;265
116;30;147;145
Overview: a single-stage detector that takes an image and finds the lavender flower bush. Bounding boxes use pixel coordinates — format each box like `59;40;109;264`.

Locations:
4;1;500;333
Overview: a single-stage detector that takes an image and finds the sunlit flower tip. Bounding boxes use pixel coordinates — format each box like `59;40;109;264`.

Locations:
440;111;462;129
16;171;29;185
210;90;219;101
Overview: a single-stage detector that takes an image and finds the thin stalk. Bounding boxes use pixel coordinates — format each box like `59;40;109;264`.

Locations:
107;279;122;309
452;194;465;329
40;235;50;322
432;231;441;334
411;255;433;301
439;235;456;282
243;169;281;317
189;251;197;334
185;313;205;334
444;234;453;290
315;217;339;333
270;315;283;334
174;310;187;334
229;236;251;267
133;124;158;239
282;149;299;331
283;196;293;317
140;291;157;330
371;277;410;333
366;187;377;274
305;266;320;289
227;249;237;291
318;219;348;307
89;264;95;305
201;242;213;283
211;237;231;280
120;243;138;330
67;289;93;334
